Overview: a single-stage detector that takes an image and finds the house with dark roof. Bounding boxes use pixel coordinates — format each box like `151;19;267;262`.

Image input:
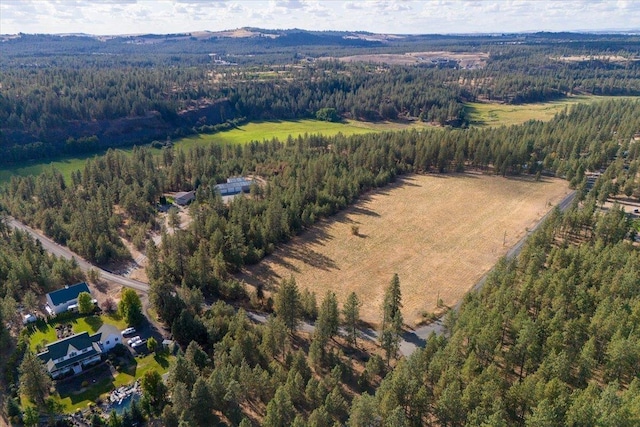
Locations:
175;191;196;206
37;324;123;379
45;282;92;316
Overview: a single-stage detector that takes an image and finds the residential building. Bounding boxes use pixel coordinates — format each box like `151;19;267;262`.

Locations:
45;282;92;316
37;324;123;379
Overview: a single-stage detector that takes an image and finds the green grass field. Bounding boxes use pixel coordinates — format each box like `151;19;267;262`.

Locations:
1;99;636;184
0;153;100;185
465;95;638;127
0;119;424;184
170;118;427;151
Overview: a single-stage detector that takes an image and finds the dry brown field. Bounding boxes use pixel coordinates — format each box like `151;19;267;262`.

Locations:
326;51;489;68
551;55;640;63
238;172;570;327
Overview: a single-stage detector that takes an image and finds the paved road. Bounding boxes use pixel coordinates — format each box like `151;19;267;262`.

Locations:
7;217;149;293
7;189;577;357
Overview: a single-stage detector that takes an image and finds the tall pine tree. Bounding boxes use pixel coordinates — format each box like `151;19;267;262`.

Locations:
380;273;403;364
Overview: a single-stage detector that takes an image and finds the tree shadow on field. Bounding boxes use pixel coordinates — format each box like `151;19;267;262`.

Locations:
398;176;421;187
267;252;301;274
297;219;334;246
350;206;380;217
286;245;337;271
84;315;104;333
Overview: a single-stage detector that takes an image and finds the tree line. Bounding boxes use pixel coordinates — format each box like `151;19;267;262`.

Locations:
3;98;640;424
2;34;640;164
2;99;639;270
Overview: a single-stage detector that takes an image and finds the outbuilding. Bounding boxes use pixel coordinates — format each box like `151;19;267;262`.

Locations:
174;191;196;206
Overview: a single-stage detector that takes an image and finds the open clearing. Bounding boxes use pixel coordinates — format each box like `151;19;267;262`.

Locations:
0;119;427;184
466;95;639;127
327;51;489;69
551;55;640;63
238;173;570;327
174;118;428;150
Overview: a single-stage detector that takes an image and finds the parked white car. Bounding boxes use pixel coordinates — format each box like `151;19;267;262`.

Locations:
121;327;136;336
127;336;142;346
131;339;147;349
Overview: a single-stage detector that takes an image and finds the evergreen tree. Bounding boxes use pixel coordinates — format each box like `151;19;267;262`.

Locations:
342;292;361;347
348;393;380;427
140;369;167;415
22;406;40;427
190;377;213;427
315;291;339;344
264;386;295;427
274;276;301;333
19;351;53;407
380;273;403;364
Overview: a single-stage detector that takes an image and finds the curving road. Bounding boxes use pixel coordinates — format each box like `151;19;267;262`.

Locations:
7;217;149;293
7;189;576;357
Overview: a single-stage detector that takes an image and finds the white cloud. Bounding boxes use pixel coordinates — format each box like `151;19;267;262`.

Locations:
0;0;638;35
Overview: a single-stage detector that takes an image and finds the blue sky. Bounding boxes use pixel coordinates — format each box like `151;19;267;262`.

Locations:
1;0;638;35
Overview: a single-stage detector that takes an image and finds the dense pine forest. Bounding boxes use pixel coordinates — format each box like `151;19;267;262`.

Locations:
1;29;640;426
2;95;640;424
1;31;640;163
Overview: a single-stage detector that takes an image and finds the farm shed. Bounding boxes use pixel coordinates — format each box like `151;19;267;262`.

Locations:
175;191;196;205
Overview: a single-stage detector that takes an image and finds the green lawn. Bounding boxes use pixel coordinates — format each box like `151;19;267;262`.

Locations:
55;352;173;413
465;95;639;128
29;313;127;353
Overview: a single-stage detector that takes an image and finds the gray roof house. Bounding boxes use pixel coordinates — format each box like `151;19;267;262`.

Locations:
174;191;196;206
37;324;123;379
45;282;92;316
37;332;102;379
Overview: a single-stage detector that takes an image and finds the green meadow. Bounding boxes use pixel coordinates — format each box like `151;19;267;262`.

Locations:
0;119;423;184
1;99;635;184
465;95;638;128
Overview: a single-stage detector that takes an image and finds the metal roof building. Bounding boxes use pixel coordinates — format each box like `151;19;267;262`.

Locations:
215;177;253;196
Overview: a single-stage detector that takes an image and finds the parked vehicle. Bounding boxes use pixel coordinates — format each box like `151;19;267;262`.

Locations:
121;327;136;336
127;336;141;346
131;339;147;349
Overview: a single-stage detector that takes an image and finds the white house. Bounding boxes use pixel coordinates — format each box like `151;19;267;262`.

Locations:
37;332;103;379
45;282;92;316
94;324;123;352
37;324;123;379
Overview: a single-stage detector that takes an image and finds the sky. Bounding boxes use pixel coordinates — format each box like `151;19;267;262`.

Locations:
1;0;639;36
